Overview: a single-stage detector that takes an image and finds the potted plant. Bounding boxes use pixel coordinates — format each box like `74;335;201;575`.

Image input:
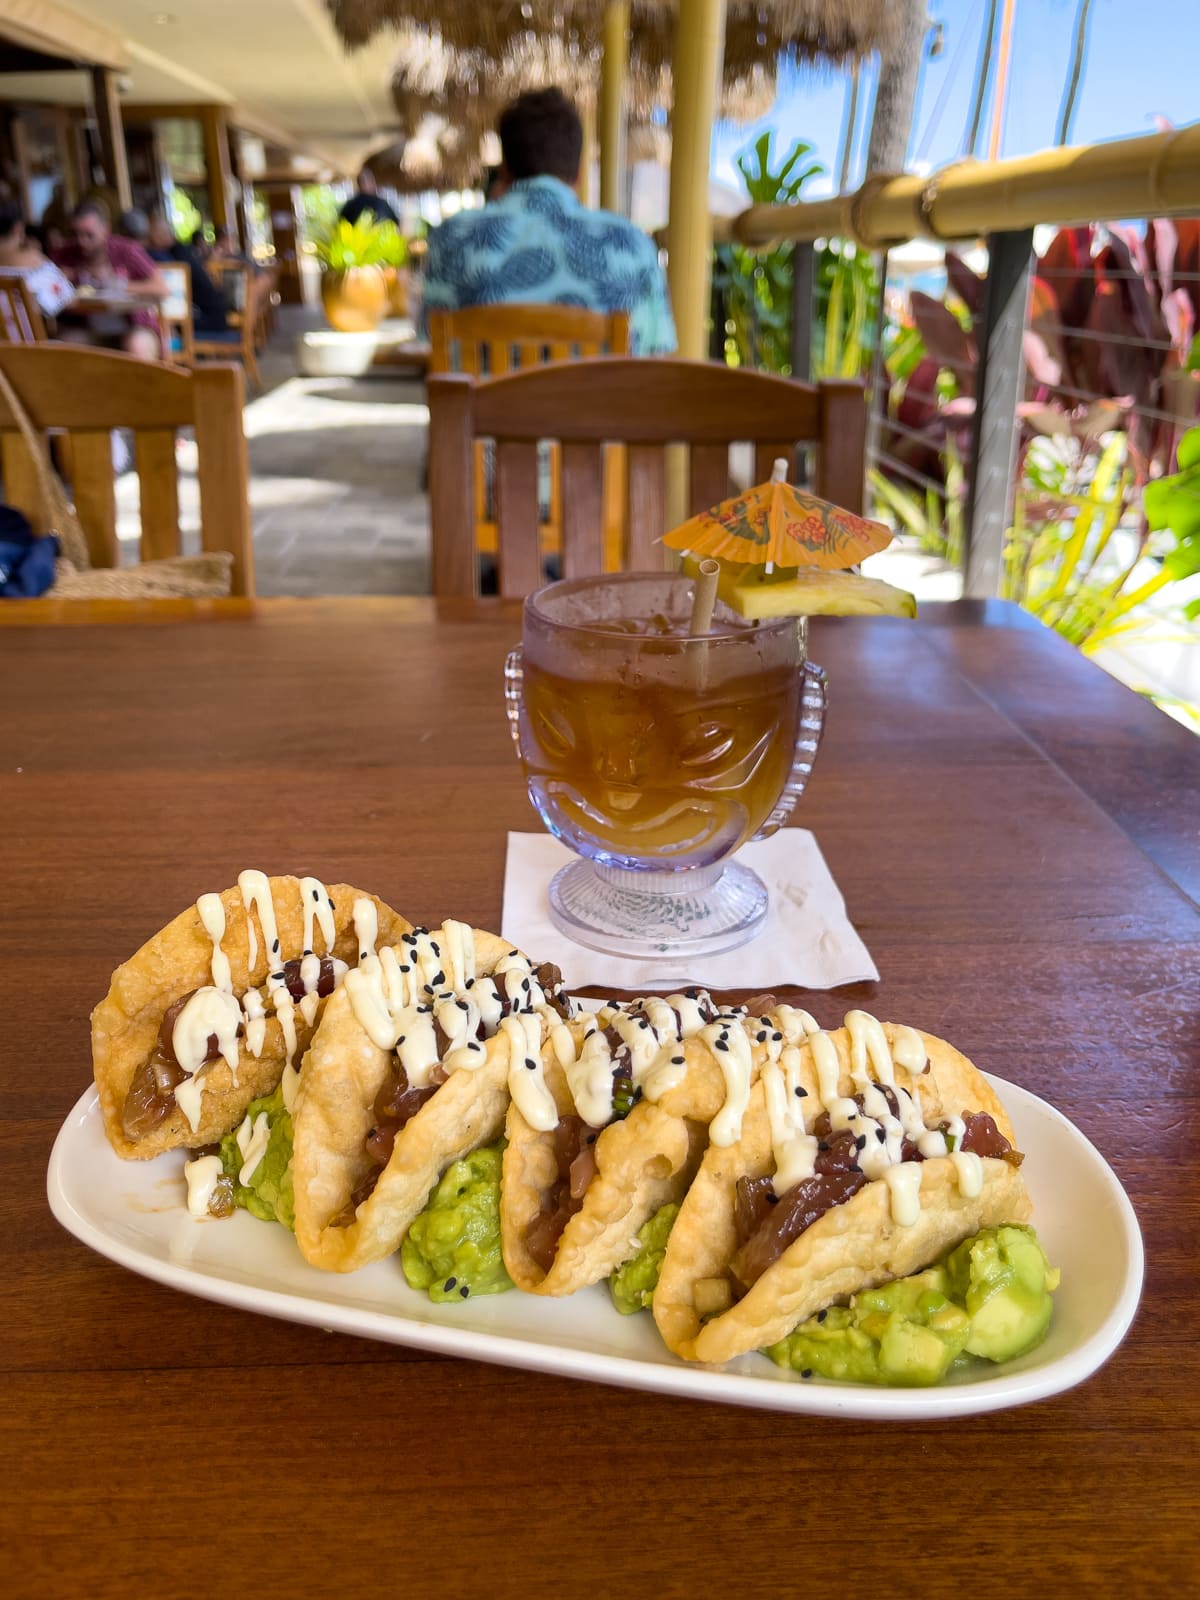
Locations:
375;223;410;318
315;217;388;333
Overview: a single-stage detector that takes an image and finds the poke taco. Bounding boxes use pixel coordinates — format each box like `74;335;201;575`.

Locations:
92;871;411;1161
651;1008;1034;1366
291;919;574;1273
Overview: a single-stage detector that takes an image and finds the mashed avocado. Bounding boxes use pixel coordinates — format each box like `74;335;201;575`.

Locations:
401;1140;513;1302
609;1203;679;1315
765;1225;1059;1386
217;1085;295;1231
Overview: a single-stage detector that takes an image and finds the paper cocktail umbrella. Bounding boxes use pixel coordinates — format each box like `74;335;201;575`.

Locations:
662;459;893;573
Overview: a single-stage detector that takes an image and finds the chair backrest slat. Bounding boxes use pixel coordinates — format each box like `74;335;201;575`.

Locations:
70;430;120;568
0;345;253;594
1;430;46;531
559;442;605;578
688;443;731;517
428;359;868;598
625;443;668;571
135;429;181;561
0;273;47;344
428;304;630;379
191;364;253;596
494;440;544;599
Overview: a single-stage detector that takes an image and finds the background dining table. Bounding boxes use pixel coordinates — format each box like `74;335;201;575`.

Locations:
2;595;1197;1596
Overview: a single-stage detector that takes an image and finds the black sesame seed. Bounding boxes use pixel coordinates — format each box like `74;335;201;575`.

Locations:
801;1368;814;1380
459;1285;469;1298
272;940;280;953
311;889;319;902
756;1031;767;1043
457;999;469;1012
303;947;312;957
360;951;368;961
465;977;475;988
399;963;411;974
855;1134;867;1151
759;1016;771;1027
444;1276;457;1290
817;1309;828;1324
525;1058;537;1071
875;1127;886;1142
794;1086;807;1098
715;1039;729;1052
397;1035;406;1046
772;1032;782;1042
328;899;335;910
671;1055;685;1066
432;970;445;986
508;950;519;959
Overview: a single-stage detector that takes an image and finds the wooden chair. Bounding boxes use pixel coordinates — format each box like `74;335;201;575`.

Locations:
157;262;194;365
428;358;867;599
0;272;47;344
428;304;630;565
0;344;254;595
194;266;273;389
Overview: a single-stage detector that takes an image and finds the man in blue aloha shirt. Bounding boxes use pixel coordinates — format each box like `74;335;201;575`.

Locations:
423;88;676;356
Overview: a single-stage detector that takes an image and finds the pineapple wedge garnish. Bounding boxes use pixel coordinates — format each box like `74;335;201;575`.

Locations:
682;557;916;621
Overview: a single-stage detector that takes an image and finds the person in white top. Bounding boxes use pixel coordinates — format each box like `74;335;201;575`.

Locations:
0;202;74;320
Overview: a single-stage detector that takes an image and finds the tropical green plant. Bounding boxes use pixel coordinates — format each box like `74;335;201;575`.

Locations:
301;184;341;241
314;215;388;272
373;221;408;268
167;187;204;243
869;436;964;567
812;242;879;380
712;132;823;374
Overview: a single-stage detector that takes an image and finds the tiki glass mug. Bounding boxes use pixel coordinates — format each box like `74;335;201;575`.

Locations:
505;573;827;959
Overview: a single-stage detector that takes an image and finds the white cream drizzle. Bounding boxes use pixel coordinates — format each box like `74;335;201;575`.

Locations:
184;1154;224;1217
760;1010;987;1225
162;874;360;1128
343;923;561;1094
236;1110;271;1185
705;1016;755;1147
503;1012;557;1131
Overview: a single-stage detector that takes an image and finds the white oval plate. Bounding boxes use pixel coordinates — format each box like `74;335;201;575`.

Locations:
47;1074;1143;1418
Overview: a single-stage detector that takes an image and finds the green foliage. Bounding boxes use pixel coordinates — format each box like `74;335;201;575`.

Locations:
301;184;341;240
813;242;879;380
1002;428;1200;656
712;132;824;375
167;187;203;243
315;215;388;271
373;221;408;268
869;437;964;568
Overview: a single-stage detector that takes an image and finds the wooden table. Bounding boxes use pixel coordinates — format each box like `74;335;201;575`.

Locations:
4;597;1198;1595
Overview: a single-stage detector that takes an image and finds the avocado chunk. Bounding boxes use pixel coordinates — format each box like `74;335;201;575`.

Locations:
401;1140;514;1302
765;1268;971;1386
764;1226;1059;1386
945;1224;1061;1362
609;1203;679;1315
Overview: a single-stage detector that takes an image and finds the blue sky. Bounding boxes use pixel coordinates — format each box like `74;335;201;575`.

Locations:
711;0;1198;195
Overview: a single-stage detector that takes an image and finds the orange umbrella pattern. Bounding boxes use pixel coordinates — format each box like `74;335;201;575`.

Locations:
662;459;893;572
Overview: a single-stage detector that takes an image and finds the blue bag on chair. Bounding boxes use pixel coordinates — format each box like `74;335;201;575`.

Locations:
0;504;58;597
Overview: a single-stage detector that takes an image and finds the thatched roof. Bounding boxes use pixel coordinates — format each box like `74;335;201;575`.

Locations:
329;2;897;64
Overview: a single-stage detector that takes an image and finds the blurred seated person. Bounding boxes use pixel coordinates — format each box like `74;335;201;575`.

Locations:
52;198;166;359
145;212;231;335
0;201;75;318
339;168;399;229
423;89;675;355
211;225;253;267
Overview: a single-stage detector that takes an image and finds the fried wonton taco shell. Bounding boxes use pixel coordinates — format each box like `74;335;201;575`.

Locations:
652;1024;1031;1364
92;877;410;1160
500;1027;770;1297
291;927;536;1273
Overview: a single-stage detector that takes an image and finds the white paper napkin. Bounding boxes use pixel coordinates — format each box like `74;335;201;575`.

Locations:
501;831;879;992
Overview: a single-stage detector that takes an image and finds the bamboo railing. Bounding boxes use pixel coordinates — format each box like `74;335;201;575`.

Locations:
728;122;1200;248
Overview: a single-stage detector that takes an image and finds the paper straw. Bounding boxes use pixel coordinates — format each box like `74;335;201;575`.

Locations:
689;558;720;636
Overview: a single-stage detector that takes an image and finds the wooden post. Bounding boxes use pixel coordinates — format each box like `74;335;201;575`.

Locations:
790;240;815;379
964;229;1034;598
666;0;726;359
579;95;597;208
600;1;630;215
200;105;232;231
90;67;131;211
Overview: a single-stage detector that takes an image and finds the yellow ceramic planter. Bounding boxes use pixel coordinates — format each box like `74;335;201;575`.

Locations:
321;267;387;333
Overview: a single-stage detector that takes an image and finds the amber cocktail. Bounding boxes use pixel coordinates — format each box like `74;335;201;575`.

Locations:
505;574;826;959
